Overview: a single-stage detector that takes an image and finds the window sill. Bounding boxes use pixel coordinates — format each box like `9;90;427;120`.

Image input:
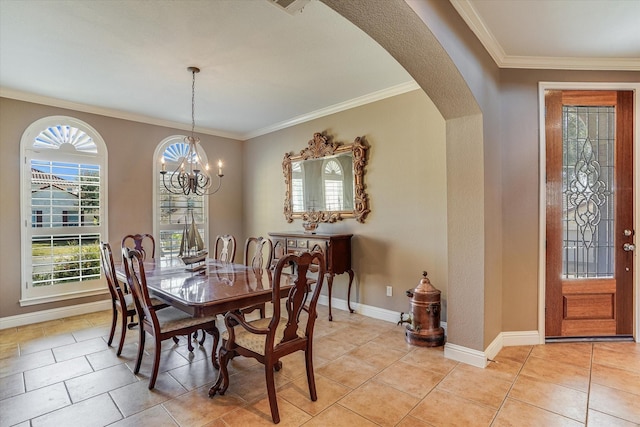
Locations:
20;288;109;307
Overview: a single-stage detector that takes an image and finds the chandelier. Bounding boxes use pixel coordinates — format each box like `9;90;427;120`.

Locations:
160;66;223;196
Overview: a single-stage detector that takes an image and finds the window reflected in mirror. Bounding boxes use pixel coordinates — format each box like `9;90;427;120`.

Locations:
283;132;369;224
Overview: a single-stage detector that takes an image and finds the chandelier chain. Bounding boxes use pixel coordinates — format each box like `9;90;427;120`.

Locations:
191;68;196;137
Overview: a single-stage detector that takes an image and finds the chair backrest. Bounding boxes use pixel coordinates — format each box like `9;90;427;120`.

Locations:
100;242;125;302
244;236;273;271
271;238;286;269
214;234;236;263
122;247;155;323
121;233;156;261
270;251;325;349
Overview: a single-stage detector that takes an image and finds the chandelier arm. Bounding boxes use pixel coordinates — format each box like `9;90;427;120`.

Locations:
161;171;186;195
197;175;223;196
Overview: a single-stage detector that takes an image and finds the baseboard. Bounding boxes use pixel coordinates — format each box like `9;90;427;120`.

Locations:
0;299;111;330
318;295;399;324
317;295;448;335
444;342;488;368
502;330;543;346
444;329;543;369
484;333;503;361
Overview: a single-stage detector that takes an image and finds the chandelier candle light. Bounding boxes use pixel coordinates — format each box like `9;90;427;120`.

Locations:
160;66;224;196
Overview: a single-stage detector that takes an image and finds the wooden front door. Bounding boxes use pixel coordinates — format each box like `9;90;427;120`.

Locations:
545;90;635;338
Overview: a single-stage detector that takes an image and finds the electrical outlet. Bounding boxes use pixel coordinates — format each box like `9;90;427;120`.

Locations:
386;286;393;297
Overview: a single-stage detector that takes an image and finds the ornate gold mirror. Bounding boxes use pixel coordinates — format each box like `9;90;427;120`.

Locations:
283;132;370;224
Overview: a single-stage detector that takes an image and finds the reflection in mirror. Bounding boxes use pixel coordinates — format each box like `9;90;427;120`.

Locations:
283;132;369;224
291;152;354;212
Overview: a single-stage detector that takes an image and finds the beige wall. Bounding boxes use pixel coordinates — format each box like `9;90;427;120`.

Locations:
0;98;243;318
244;89;448;315
499;69;640;332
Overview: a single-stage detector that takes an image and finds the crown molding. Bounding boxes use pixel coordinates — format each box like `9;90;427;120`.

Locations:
449;0;640;71
500;56;640;71
2;81;421;142
449;0;506;66
242;80;421;140
0;87;243;141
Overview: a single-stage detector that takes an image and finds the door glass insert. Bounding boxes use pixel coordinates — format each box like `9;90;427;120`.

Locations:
562;105;615;278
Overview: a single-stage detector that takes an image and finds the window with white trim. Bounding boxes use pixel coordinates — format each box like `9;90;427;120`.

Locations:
20;116;108;305
153;136;208;260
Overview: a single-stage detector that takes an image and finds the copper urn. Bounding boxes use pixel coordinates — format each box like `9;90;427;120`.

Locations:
399;271;445;347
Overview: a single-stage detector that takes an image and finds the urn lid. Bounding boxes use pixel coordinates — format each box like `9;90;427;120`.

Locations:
414;271;440;296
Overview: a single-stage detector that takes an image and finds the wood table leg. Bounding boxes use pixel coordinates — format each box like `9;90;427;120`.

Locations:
346;269;355;313
326;273;335;321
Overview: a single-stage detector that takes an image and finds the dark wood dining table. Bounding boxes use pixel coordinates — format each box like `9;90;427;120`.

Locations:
114;258;291;318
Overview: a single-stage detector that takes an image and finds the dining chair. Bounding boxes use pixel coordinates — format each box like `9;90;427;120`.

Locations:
121;233;156;260
241;236;274;318
100;242;137;356
209;251;326;424
213;234;236;263
122;247;220;389
100;242;173;356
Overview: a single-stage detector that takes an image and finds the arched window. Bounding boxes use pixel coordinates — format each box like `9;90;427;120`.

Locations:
153;136;208;260
323;158;344;211
20;116;108;305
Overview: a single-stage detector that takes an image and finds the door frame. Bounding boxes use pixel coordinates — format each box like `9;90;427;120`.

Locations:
538;82;640;343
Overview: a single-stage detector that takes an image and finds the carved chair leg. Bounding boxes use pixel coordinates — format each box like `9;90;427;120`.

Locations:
148;335;162;389
187;335;194;352
172;336;179;344
116;310;128;356
265;361;280;424
209;346;232;397
107;304;117;346
207;326;220;369
198;329;206;346
134;328;145;374
305;348;318;401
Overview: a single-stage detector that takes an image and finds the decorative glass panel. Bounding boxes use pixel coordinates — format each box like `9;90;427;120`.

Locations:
562;106;615;278
163;141;196;163
33;125;97;153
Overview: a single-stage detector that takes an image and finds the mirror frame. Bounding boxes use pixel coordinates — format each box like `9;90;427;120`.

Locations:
283;132;370;223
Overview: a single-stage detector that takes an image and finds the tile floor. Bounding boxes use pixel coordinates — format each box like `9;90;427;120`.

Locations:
1;306;639;426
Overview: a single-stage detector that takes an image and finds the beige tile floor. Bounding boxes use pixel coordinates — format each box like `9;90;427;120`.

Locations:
1;306;639;426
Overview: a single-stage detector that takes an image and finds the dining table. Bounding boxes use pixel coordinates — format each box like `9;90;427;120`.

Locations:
114;257;292;318
114;256;298;399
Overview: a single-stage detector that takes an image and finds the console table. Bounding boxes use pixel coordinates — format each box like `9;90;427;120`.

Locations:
269;232;354;321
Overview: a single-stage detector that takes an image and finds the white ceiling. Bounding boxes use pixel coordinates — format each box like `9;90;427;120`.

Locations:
451;0;640;70
0;0;416;140
1;1;638;141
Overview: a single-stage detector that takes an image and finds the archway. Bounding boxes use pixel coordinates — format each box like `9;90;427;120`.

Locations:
322;0;489;358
